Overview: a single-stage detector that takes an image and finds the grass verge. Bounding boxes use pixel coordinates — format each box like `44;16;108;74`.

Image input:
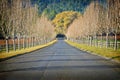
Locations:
0;40;57;61
65;40;120;63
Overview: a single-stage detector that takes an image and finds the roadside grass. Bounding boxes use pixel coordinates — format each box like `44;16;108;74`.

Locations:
0;40;57;60
65;40;120;62
94;39;120;42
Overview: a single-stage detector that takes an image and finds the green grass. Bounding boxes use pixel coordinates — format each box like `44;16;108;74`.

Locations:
65;40;120;63
0;40;57;59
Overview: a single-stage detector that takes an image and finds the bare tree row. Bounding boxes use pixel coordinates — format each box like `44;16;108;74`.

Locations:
66;0;120;50
0;0;56;52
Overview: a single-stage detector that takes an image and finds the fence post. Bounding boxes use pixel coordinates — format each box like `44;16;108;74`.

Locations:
0;45;1;52
18;37;20;50
12;38;16;51
106;33;109;48
6;37;9;53
114;34;117;50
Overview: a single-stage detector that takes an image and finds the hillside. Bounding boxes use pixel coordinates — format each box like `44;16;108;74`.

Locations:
31;0;106;20
32;0;91;20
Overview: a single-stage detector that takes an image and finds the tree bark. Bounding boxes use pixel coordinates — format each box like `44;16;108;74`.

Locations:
87;36;89;45
28;38;30;48
27;38;29;48
32;37;34;47
94;35;97;47
13;38;16;51
90;36;92;46
95;35;98;47
114;33;117;50
100;33;103;48
0;45;1;52
106;33;109;48
34;37;36;46
18;37;20;50
22;37;25;49
6;38;9;53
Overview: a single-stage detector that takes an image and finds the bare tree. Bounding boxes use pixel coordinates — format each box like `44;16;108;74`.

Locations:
107;0;120;50
0;0;13;52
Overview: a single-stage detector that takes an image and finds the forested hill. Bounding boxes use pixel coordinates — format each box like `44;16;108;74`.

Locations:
31;0;106;20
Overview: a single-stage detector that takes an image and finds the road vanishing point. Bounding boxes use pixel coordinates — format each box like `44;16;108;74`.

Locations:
0;40;120;80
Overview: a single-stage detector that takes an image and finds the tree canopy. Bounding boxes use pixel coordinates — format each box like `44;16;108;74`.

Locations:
52;11;81;34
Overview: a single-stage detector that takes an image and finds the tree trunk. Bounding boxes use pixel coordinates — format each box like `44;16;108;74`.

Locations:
23;37;25;49
95;35;98;47
39;38;41;45
87;36;89;45
18;37;20;50
94;35;97;47
34;37;36;46
114;33;117;50
29;37;31;47
82;38;84;44
32;37;34;47
6;38;9;53
100;33;103;48
0;45;1;52
106;33;109;48
27;38;29;48
90;36;92;46
13;38;16;51
93;36;95;46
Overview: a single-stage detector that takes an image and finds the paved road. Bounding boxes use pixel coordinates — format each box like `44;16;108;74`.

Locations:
0;40;120;80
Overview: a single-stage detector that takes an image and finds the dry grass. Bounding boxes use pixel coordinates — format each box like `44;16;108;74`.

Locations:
65;40;120;62
0;40;57;59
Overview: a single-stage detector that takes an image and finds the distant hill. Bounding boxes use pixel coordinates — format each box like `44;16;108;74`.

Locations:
31;0;106;20
31;0;92;20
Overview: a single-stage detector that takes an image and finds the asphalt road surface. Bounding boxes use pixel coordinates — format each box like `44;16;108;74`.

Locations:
0;40;120;80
